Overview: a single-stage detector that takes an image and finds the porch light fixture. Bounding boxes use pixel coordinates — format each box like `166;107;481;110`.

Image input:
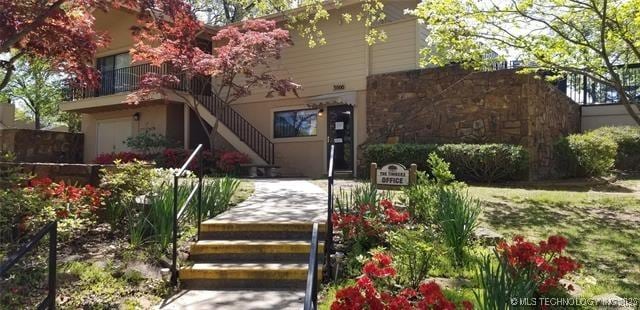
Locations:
133;112;140;121
318;108;324;116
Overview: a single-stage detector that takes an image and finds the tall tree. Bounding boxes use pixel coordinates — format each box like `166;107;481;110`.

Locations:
127;0;299;150
411;0;640;124
0;0;115;93
2;58;63;129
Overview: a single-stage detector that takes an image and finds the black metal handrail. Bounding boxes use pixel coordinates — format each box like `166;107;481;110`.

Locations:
170;144;204;287
303;222;320;310
0;221;57;309
194;94;275;165
324;144;335;281
63;64;275;165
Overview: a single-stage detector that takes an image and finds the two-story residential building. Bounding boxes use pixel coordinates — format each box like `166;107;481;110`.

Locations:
61;0;426;177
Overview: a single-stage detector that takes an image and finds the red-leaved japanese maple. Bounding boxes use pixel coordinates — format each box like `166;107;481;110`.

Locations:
0;0;118;92
127;0;299;150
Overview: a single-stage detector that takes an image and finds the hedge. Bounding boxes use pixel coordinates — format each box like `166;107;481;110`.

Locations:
592;126;640;171
555;126;639;177
363;144;437;172
363;143;528;182
434;144;528;183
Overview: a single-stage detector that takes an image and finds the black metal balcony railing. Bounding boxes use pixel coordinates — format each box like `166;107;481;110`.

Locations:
486;61;640;105
565;64;640;105
64;64;275;165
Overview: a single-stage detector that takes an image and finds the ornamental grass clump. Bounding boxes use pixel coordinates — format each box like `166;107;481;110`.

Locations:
435;187;481;266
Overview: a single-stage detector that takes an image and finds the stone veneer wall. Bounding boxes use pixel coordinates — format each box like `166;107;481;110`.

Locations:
0;129;83;163
0;162;102;185
365;65;580;179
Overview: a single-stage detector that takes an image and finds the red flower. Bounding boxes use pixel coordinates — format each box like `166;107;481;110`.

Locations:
28;177;52;188
462;301;474;310
363;253;396;278
497;235;580;295
540;235;568;254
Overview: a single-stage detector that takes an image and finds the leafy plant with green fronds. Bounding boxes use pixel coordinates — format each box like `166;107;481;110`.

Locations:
474;252;537;310
435;187;481;266
199;177;240;220
387;227;435;288
334;182;387;214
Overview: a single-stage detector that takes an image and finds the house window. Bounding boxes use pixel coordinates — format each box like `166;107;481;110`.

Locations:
97;52;131;72
274;109;318;138
96;53;132;94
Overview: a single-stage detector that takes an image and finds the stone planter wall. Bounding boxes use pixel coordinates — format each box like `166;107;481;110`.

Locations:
0;129;83;163
0;162;104;186
365;65;581;179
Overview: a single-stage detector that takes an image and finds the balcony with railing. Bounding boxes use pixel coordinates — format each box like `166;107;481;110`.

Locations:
62;63;193;101
63;64;275;164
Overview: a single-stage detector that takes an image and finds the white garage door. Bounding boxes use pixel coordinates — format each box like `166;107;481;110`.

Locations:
97;118;132;154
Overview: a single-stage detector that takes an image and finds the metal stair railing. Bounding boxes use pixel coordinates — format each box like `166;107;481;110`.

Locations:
0;221;57;309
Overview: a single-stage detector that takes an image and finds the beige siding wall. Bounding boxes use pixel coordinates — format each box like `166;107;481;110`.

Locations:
233;91;367;177
581;104;640;131
93;9;138;57
370;19;419;74
81;103;172;162
383;0;418;22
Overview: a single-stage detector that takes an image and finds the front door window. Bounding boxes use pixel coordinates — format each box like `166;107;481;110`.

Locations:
327;105;353;171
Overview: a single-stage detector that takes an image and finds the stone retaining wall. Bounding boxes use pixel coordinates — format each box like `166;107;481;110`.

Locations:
0;162;103;186
0;129;83;163
365;65;581;179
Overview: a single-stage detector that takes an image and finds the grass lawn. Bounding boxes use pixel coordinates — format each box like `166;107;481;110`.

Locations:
468;178;640;298
229;179;255;207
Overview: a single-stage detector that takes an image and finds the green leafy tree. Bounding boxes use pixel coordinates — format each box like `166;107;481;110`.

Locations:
2;58;63;129
411;0;640;124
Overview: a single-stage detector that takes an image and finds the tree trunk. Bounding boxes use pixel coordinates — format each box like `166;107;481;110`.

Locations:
34;112;41;130
617;89;640;125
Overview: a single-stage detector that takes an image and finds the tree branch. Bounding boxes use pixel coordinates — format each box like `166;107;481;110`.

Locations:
0;0;67;53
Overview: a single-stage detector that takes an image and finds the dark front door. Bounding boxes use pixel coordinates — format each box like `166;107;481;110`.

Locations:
327;105;354;171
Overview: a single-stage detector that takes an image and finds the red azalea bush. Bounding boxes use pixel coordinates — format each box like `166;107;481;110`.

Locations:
217;151;251;172
333;198;410;246
94;148;249;174
332;252;473;310
26;177;110;219
4;177;110;240
497;235;581;294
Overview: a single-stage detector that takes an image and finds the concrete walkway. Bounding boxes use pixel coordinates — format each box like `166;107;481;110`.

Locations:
157;179;326;310
158;289;306;310
211;179;327;223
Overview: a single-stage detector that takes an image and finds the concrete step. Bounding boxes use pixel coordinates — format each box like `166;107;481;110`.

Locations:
189;240;325;262
199;221;327;240
179;263;323;289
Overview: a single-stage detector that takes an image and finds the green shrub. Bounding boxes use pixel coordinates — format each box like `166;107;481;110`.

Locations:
99;160;156;226
591;126;640;171
364;143;528;182
388;228;435;288
555;132;618;177
434;144;528;182
435;187;481;266
363;144;437;172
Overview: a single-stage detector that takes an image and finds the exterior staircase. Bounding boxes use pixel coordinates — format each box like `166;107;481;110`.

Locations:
180;220;325;290
63;63;276;166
